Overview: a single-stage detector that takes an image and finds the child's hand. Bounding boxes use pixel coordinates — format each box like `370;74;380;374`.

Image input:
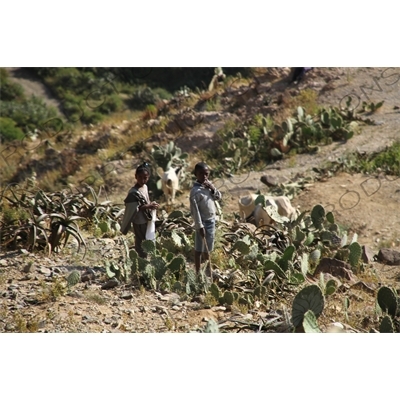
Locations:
199;227;206;238
141;202;159;210
150;202;159;210
203;179;216;192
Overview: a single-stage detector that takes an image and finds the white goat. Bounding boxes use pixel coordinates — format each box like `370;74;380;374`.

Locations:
161;166;184;204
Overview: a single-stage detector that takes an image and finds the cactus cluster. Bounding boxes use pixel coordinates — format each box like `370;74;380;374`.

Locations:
213;99;367;173
151;141;188;172
130;239;187;291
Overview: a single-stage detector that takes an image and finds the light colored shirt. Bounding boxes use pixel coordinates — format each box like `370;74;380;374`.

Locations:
190;182;222;229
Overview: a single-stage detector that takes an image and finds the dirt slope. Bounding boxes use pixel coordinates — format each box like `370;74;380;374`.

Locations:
5;67;63;113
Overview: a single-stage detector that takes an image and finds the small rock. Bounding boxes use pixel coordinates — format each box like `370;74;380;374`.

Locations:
81;269;96;282
192;295;205;303
159;293;180;304
68;291;84;299
211;306;226;312
23;263;33;273
376;248;400;265
8;284;19;290
362;245;375;264
327;322;345;333
20;249;29;254
120;291;133;300
314;258;356;281
260;175;279;187
101;278;119;290
19;274;33;281
350;281;376;295
39;267;51;275
171;305;180;311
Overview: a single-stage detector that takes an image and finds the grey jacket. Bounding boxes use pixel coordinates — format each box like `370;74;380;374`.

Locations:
189;182;222;229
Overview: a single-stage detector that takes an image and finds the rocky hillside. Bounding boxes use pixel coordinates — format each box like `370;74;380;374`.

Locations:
1;67;400;334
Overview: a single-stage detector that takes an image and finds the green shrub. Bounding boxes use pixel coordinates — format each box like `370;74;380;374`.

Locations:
80;111;104;125
0;117;25;142
152;87;173;100
0;95;58;133
359;141;400;175
129;86;158;109
0;68;25;102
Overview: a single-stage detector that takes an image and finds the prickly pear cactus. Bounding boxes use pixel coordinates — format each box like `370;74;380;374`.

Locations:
326;211;335;224
292;226;306;247
66;270;81;287
264;260;286;278
379;315;395;333
311;204;325;229
300;253;309;276
377;286;398;318
231;240;250;255
204;318;219;333
325;279;337;296
348;242;362;269
210;283;220;301
141;239;156;256
185;268;197;295
304;232;314;246
309;249;321;263
281;245;295;262
292;284;325;328
223;291;234;306
302;310;322;333
167;256;185;275
253;285;267;298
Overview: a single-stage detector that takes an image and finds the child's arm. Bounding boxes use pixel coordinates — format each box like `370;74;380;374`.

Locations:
190;194;204;230
120;200;140;234
203;179;222;201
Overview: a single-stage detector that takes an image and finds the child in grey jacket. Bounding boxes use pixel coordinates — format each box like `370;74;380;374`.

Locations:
189;162;222;274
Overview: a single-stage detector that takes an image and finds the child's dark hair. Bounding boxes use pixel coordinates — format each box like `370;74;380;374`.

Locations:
194;162;209;174
136;162;151;175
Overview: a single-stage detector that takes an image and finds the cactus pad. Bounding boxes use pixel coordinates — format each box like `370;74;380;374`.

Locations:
292;284;325;327
348;242;362;268
231;240;250;255
302;310;322;333
311;204;325;229
377;286;398;318
223;291;234;305
210;283;220;300
309;249;321;263
141;239;156;255
379;315;395;333
66;270;81;287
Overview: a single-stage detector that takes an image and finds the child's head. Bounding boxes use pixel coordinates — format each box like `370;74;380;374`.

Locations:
194;162;210;183
135;162;150;186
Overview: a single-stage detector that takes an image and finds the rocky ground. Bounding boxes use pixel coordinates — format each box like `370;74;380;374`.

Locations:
1;67;400;333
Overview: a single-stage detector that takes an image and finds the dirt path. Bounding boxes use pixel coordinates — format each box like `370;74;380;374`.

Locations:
5;67;63;114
